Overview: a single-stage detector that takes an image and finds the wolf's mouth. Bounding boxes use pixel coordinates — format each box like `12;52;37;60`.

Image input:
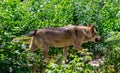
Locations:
95;37;101;42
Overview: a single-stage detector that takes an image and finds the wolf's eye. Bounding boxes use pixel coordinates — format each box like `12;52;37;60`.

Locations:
84;30;89;34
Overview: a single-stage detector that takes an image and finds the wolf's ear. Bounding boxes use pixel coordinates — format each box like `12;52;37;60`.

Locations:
87;24;93;27
90;25;94;32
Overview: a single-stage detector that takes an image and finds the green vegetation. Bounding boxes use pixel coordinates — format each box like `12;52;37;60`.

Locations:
0;0;120;73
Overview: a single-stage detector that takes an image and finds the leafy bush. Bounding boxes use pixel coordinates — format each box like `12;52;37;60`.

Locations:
96;32;120;73
44;49;93;73
1;0;120;73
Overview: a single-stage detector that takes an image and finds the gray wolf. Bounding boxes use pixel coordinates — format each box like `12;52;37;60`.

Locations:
15;24;101;62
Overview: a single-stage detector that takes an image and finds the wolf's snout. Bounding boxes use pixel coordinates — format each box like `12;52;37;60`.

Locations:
95;37;101;42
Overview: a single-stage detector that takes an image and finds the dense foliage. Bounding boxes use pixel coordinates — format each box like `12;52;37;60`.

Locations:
0;0;120;73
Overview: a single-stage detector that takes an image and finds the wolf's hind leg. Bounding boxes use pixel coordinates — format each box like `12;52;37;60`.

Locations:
42;44;50;63
62;47;69;63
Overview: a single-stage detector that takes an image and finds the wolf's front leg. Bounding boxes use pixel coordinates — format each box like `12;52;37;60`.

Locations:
73;40;84;50
74;45;84;51
43;45;50;63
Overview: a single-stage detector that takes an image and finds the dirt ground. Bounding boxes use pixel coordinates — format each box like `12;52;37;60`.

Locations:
89;57;105;67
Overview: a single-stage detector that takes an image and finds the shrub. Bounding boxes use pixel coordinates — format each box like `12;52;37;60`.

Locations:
97;32;120;73
44;49;93;73
1;0;120;73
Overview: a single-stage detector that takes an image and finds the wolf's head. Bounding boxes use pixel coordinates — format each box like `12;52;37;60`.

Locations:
88;25;101;43
82;24;101;43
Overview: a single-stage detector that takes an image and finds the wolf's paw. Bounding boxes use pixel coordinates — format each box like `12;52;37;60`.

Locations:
62;59;68;64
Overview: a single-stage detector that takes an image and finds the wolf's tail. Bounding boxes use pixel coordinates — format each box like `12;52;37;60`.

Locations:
12;30;37;43
25;30;37;37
